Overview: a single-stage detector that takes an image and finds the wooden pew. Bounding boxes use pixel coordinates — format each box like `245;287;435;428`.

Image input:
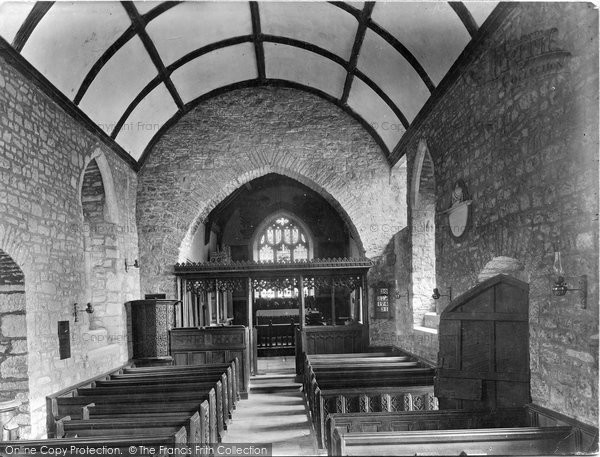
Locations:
109;369;235;421
81;377;232;427
331;426;577;456
303;351;437;448
0;432;187;457
57;412;203;444
325;408;527;453
83;400;215;444
58;388;226;441
313;384;436;448
50;390;219;443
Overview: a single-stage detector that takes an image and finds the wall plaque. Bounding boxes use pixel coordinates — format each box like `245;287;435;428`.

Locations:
374;284;391;319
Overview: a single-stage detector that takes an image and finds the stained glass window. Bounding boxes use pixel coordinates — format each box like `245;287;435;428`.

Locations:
256;216;310;263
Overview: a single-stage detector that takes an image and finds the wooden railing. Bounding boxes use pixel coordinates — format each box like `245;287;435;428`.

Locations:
255;322;298;349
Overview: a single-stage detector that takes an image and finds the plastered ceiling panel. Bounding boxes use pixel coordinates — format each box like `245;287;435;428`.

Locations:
464;2;499;26
347;78;405;151
115;83;178;160
261;2;358;61
147;2;253;67
1;1;487;164
265;43;346;99
371;2;470;85
78;35;157;129
171;43;257;104
20;2;131;99
358;29;430;122
0;1;35;43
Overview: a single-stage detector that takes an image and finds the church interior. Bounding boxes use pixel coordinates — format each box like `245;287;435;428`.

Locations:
0;1;598;455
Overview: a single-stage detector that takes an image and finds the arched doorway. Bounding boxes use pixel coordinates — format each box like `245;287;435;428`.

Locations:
410;139;437;327
0;248;30;438
173;174;371;376
79;155;122;352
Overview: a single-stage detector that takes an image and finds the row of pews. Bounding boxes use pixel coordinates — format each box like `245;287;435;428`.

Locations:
0;360;240;456
302;350;437;450
303;351;594;456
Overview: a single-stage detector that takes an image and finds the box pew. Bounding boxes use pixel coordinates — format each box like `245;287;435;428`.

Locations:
0;433;187;457
325;407;527;453
57;412;203;444
331;426;576;456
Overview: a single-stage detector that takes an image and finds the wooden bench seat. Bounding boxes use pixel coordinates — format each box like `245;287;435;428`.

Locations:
302;351;437;448
331;426;576;456
58;412;203;443
50;390;219;442
312;385;436;448
62;388;227;441
0;433;187;457
325;407;527;452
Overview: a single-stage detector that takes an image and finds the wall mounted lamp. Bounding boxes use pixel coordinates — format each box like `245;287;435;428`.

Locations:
73;303;94;322
552;244;587;308
552;275;588;308
432;287;452;301
394;287;409;305
125;258;139;272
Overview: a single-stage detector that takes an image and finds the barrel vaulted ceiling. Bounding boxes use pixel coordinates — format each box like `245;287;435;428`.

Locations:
0;1;498;167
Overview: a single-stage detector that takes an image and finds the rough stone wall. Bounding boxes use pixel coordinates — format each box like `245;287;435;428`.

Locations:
0;250;29;437
0;53;140;437
400;3;598;425
137;87;406;299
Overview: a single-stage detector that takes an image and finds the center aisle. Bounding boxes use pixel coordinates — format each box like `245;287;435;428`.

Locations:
222;357;322;456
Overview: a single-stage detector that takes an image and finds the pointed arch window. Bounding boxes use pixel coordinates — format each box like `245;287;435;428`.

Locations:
256;217;310;262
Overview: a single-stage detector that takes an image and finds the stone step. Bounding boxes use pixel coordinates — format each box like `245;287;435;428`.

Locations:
250;376;301;393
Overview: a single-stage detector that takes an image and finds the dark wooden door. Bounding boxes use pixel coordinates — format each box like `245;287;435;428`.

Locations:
435;274;530;410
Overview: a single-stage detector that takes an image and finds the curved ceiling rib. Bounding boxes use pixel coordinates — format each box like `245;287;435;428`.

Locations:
0;0;497;167
12;1;53;52
448;2;478;37
340;2;374;104
249;1;265;81
120;1;184;109
136;78;393;167
73;1;181;105
110;33;407;146
71;1;432;122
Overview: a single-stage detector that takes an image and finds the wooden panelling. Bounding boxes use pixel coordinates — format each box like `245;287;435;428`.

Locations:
170;326;250;398
437;275;530;410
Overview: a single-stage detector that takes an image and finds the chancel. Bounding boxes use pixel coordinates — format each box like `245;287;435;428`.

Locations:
0;1;597;455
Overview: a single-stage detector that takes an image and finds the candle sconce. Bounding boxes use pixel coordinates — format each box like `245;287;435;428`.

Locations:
552;275;587;309
125;258;139;272
73;303;94;322
394;287;410;306
432;287;452;301
551;244;587;308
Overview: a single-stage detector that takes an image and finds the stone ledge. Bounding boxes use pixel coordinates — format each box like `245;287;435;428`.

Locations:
414;325;438;335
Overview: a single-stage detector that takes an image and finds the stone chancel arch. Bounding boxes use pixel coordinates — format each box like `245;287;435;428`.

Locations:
137;86;407;297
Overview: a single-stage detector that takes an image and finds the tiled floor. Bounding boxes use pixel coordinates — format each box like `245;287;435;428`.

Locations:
222;357;322;456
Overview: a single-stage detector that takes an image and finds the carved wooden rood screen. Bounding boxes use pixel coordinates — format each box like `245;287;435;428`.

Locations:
173;258;373;376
